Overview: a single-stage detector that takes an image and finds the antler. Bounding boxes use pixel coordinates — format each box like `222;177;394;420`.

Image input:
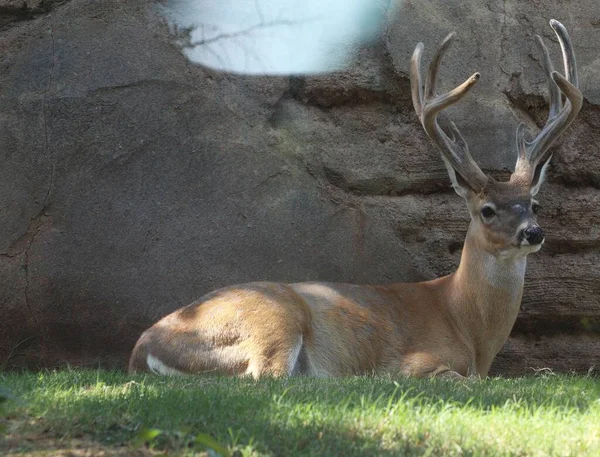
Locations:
512;19;583;184
411;33;488;192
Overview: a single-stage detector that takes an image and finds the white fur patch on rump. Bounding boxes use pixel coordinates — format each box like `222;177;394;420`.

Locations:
288;334;303;375
147;354;185;376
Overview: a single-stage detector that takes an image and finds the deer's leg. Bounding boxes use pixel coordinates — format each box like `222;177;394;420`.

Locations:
244;333;305;378
129;328;252;376
131;324;307;378
432;366;481;381
401;352;470;379
435;369;465;379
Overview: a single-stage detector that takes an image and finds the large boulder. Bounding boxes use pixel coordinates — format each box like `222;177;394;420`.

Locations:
0;0;598;374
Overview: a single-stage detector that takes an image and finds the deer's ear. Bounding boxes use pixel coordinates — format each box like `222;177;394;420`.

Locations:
441;156;474;199
529;155;552;196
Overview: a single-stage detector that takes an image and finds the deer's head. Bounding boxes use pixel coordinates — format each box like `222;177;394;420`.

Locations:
411;20;582;258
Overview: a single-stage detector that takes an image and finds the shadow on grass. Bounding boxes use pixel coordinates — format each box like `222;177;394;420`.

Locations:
2;370;599;456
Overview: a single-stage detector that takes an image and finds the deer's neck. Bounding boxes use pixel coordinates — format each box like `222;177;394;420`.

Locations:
449;222;526;374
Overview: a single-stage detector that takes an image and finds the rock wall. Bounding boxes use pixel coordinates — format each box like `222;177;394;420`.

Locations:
0;0;599;374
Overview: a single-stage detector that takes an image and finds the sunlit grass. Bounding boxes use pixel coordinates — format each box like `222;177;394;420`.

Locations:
1;369;599;456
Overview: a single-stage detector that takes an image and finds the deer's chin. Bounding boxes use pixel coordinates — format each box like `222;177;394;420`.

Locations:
516;240;544;254
497;241;543;259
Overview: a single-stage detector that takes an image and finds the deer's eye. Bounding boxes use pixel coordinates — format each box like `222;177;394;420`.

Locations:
481;206;496;220
532;202;541;214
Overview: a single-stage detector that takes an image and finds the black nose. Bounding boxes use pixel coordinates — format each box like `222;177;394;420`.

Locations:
523;225;544;245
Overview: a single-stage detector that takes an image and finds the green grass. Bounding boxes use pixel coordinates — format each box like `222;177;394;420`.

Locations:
1;369;599;456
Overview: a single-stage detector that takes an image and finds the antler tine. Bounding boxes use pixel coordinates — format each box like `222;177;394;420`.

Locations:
410;33;487;192
411;42;425;118
514;122;529;170
424;33;456;100
551;19;579;87
535;35;561;119
516;19;583;178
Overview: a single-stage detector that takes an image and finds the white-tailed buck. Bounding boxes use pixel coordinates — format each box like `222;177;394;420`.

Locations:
129;20;582;378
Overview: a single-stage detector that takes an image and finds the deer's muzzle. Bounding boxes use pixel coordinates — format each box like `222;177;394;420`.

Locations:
522;225;545;245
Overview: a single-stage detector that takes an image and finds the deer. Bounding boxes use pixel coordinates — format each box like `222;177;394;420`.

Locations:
129;20;582;379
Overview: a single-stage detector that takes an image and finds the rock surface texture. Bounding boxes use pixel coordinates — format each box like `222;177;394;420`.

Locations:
1;0;599;375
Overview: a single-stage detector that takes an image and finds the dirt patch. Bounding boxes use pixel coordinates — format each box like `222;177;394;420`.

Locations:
1;424;155;457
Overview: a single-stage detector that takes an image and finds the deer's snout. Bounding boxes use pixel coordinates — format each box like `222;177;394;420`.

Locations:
521;225;544;245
